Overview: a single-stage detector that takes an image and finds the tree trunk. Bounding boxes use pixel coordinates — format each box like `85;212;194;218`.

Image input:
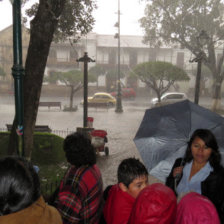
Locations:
69;86;74;109
8;0;66;158
211;78;222;111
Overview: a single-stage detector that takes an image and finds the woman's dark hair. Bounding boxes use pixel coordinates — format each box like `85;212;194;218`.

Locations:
184;129;221;170
117;158;148;188
0;156;41;215
63;132;96;167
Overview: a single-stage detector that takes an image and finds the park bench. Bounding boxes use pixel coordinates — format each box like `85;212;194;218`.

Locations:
39;102;61;110
6;124;52;133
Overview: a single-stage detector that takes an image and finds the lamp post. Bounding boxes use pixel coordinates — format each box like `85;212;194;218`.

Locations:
77;52;95;127
190;30;208;105
10;0;25;156
115;0;123;113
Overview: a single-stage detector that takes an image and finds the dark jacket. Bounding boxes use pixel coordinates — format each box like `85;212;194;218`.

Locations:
166;158;224;223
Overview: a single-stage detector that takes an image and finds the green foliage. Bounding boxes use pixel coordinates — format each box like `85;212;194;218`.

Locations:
134;61;189;98
0;66;6;77
0;132;65;165
32;132;65;165
0;131;66;196
140;0;224;48
46;70;96;85
24;0;97;42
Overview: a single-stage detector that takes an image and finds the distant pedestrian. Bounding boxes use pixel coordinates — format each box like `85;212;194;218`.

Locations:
103;157;148;224
175;192;220;224
0;156;62;224
128;183;177;224
55;132;103;224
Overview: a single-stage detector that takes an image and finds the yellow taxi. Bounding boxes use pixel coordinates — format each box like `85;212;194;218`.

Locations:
82;92;116;107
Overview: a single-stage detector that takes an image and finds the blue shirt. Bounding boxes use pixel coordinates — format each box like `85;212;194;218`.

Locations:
177;160;213;195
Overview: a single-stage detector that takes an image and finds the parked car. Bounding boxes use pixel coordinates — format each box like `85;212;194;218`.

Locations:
81;92;116;107
151;92;188;107
110;87;136;99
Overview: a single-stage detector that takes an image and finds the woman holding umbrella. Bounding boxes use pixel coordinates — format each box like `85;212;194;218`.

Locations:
166;129;224;222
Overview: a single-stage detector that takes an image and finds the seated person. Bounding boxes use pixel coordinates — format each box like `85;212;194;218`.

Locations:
55;132;103;224
0;156;62;224
175;192;220;224
128;183;177;224
166;129;224;222
103;157;148;224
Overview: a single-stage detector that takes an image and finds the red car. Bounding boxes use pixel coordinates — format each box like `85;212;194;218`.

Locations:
110;88;136;99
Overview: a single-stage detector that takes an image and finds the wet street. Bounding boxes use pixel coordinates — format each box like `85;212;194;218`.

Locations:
0;94;214;187
0;95;163;187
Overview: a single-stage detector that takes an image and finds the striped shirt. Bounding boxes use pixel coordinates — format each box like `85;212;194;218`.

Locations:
56;164;103;224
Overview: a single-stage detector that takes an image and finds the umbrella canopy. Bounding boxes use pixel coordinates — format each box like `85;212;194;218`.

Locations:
134;100;224;182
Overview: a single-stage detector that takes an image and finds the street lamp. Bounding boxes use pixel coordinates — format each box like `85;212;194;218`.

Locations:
115;0;123;113
190;30;209;104
10;0;25;156
77;52;95;127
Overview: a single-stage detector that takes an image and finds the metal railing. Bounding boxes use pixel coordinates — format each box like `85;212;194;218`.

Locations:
0;127;74;138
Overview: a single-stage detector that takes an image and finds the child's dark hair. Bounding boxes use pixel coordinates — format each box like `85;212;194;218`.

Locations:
0;156;40;215
117;158;148;187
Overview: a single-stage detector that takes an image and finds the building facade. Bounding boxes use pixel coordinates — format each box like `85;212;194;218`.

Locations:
0;25;217;93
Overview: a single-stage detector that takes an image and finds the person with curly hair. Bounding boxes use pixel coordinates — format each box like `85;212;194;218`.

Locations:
55;132;103;224
166;129;224;222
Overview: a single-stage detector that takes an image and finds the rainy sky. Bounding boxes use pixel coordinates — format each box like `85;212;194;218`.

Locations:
0;0;147;35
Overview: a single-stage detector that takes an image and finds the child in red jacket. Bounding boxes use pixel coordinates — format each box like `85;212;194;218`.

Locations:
103;158;148;224
128;183;177;224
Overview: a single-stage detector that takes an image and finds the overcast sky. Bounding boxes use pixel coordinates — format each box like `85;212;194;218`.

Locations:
0;0;147;36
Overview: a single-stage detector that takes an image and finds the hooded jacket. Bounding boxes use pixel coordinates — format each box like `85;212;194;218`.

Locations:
103;184;135;224
175;192;220;224
128;183;177;224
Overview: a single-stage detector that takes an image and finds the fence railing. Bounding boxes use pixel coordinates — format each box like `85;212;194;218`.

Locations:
0;127;74;138
52;129;74;138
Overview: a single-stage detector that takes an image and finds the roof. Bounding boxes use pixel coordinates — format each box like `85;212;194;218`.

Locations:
96;34;150;48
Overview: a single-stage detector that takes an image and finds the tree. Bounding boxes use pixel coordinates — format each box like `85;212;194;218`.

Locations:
192;65;213;96
8;0;96;158
46;70;96;110
140;0;224;110
133;61;189;101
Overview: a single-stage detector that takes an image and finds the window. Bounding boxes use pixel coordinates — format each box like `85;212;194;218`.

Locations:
176;52;184;68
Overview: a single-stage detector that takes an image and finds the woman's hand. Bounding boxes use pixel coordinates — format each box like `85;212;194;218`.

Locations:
173;166;184;178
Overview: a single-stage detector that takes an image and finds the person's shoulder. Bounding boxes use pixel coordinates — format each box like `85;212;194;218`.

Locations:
42;204;63;224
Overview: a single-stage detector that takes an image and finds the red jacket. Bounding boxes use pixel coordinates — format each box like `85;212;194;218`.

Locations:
175;192;220;224
128;183;176;224
103;184;135;224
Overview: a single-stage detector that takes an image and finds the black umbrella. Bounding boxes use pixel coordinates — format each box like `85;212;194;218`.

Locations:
134;100;224;181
